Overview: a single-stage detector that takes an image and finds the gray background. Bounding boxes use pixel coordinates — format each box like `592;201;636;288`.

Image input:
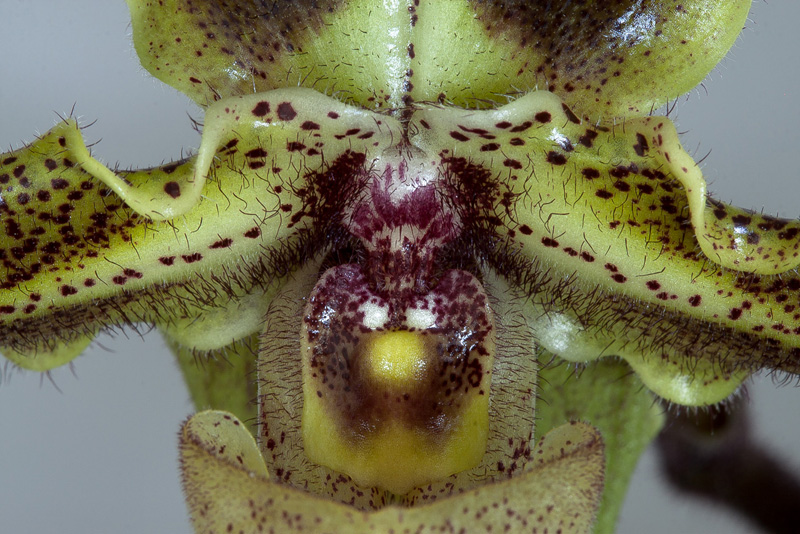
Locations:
0;1;798;533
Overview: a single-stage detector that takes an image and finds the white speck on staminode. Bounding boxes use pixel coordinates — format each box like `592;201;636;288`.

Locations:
406;307;436;330
361;301;389;329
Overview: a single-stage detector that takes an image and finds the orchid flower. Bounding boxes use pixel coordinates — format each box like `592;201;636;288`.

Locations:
1;1;799;533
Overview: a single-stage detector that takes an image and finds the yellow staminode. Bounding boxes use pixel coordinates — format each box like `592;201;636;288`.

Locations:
302;329;490;494
363;330;428;387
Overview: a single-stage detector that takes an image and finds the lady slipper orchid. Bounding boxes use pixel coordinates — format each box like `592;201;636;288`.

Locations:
1;1;798;533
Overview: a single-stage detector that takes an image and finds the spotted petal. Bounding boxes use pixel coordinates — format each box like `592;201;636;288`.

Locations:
0;89;401;366
408;90;800;404
180;410;605;534
128;0;749;119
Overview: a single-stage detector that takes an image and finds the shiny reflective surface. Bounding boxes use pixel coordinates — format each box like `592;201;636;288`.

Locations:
1;2;799;533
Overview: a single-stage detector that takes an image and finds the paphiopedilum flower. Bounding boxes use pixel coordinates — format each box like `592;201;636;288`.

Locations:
1;1;798;532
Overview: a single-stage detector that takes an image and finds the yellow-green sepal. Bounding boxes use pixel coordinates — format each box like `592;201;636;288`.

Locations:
128;0;750;120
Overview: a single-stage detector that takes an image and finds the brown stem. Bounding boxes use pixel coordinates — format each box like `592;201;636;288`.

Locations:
657;399;800;534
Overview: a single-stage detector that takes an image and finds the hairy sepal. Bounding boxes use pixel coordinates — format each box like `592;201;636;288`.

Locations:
128;0;750;120
0;89;399;367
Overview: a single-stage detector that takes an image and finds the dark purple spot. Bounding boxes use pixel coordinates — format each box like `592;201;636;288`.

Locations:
633;133;649;156
582;168;600;180
613;181;630;192
646;280;661;291
159;256;176;266
608;167;627;180
301;121;320;131
546;151;567;165
580;252;595;262
519;225;533;235
123;269;143;279
244;227;261;238
164;181;181;199
60;285;78;296
612;274;627;283
579;130;598;148
210;238;233;249
277;102;297;120
327;111;340;119
480;143;500;152
534;111;551;123
51;178;69;190
509;121;533;133
182;253;203;263
450;131;469;142
252;101;270;117
542;237;559;247
245;148;268;158
595;189;613;200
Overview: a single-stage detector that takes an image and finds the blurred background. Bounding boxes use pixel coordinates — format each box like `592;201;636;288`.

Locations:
1;1;798;532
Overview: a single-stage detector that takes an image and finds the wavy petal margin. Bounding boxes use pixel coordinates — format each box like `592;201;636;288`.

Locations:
0;89;400;366
411;90;800;403
4;88;797;400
